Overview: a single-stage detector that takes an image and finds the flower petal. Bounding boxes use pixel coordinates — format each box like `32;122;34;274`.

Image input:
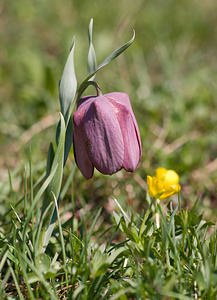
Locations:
165;170;179;185
106;92;142;154
170;184;181;193
72;120;94;179
83;96;124;175
147;175;155;197
158;190;176;200
107;98;140;171
155;168;167;179
77;95;96;109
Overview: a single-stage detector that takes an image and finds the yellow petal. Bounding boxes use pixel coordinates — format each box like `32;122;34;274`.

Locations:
155;167;167;179
158;190;176;200
147;175;152;186
159;184;181;200
165;170;179;186
147;175;157;197
170;183;181;193
155;177;164;192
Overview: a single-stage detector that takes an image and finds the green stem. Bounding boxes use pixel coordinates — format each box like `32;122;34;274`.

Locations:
139;208;150;239
155;199;161;229
76;80;102;102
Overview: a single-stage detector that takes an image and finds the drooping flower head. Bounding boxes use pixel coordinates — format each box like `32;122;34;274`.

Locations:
147;167;181;200
73;90;141;179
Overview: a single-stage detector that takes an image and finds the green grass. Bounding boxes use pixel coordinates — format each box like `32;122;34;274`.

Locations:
0;0;217;298
0;166;217;299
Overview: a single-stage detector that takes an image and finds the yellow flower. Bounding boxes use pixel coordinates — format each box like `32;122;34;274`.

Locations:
147;167;181;200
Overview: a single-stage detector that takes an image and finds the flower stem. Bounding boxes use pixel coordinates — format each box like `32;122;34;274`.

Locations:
155;199;161;229
77;80;102;102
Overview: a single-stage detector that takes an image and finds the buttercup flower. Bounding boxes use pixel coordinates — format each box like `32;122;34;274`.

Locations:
147;167;181;200
73;91;141;179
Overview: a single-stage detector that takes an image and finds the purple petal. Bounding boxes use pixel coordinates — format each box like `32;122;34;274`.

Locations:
73;108;94;179
77;95;97;109
83;96;124;175
106;92;142;154
107;98;141;171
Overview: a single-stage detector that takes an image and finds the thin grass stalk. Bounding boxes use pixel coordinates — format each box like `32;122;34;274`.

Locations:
157;203;181;276
7;259;24;300
0;267;10;298
22;164;58;247
139;197;155;238
24;166;28;215
18;253;36;300
59;164;76;201
87;207;102;243
68;229;74;269
8;168;15;205
53;192;69;290
34;202;54;256
29;158;34;233
4;171;46;219
0;249;8;274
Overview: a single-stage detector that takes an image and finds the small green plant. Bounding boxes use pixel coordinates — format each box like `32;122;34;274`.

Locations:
38;19;135;254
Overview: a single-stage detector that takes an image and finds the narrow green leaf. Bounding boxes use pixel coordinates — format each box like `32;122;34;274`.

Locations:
87;18;97;79
107;247;126;265
113;198;131;224
56;115;73;166
59;38;77;118
73;284;85;298
97;29;135;70
4;169;46;218
46;143;55;176
18;253;35;300
40;113;66;252
0;250;8;273
22;163;58;241
35;202;54;254
63;116;73;166
7;260;25;300
87;207;102;242
1;267;10;294
43;114;65;209
109;288;134;300
53;192;68;289
78;30;135;95
60;163;76;200
160;290;194;300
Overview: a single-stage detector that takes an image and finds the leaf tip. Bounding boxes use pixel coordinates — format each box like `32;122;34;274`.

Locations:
70;37;75;51
130;28;135;42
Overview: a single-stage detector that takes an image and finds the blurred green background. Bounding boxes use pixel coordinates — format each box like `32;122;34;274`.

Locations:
0;0;217;217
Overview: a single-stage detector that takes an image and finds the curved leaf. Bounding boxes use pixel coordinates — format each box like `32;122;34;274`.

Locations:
78;30;135;95
59;38;77;118
97;29;135;71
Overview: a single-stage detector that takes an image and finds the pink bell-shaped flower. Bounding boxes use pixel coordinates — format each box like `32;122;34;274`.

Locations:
73;90;141;179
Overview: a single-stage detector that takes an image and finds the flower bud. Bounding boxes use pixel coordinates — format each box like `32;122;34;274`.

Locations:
73;92;141;179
